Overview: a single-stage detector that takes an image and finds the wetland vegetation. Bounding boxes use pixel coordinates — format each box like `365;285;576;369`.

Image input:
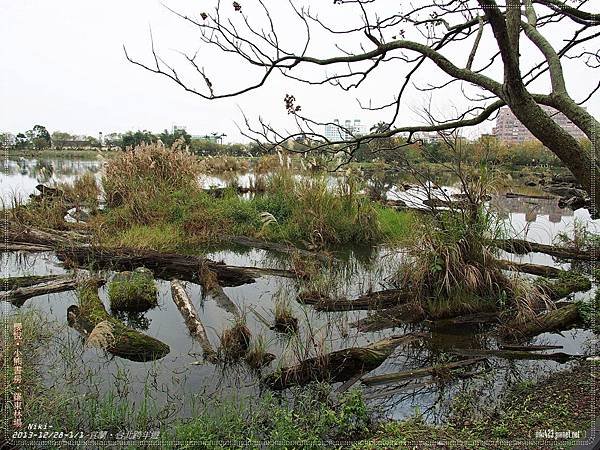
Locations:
2;138;598;449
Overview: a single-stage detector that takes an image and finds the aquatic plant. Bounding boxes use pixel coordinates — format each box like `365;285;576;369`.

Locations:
108;268;158;312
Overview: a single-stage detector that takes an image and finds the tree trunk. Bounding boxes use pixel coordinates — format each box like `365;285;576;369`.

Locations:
493;238;595;261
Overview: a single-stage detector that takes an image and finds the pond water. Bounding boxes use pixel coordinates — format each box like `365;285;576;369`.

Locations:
1;156;598;425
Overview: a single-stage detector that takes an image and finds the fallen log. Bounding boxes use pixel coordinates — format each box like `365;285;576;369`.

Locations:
361;357;486;386
505;192;556;200
1;274;64;291
297;289;409;312
170;279;216;361
230;236;333;263
451;348;576;363
56;247;258;287
264;332;426;390
4;224;89;248
499;344;563;352
68;279;170;362
1;275;97;307
493;238;595;261
502;303;582;339
1;242;53;253
497;260;563;278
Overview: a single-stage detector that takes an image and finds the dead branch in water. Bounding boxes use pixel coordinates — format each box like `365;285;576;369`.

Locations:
264;332;427;390
170;279;216;362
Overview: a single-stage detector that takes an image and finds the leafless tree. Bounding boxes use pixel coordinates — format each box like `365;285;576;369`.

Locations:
125;0;599;210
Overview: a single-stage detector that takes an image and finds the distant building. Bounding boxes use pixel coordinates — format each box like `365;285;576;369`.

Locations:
172;125;187;133
324;119;364;141
492;106;586;144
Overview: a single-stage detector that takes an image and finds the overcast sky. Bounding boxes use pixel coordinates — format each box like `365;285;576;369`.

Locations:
1;0;598;143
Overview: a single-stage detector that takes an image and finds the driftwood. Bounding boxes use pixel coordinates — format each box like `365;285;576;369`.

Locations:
68;280;169;362
230;236;333;263
498;260;563;278
264;332;426;390
451;348;576;363
1;275;99;307
361;357;486;386
297;289;409;312
493;238;595;261
170;280;216;361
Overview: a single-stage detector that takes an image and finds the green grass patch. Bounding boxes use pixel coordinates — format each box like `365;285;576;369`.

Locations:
108;268;158;312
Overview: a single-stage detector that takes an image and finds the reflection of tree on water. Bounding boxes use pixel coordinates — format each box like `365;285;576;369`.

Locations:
112;310;151;331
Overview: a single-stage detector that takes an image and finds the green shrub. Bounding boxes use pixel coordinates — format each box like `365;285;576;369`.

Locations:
108;268;158;312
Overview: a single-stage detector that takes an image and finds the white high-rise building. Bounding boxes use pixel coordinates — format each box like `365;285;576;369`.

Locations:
324;119;364;140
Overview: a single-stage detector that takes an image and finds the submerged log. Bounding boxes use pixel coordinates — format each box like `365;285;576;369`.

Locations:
1;275;96;307
264;332;426;390
170;279;216;361
493;238;595;261
297;289;409;312
361;357;486;386
451;348;576;363
68;280;169;362
497;260;563;278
